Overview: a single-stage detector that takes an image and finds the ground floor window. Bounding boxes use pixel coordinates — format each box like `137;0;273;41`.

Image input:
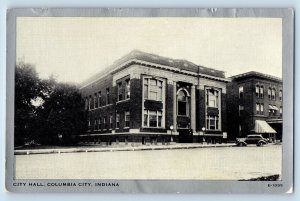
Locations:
125;112;130;127
144;110;162;128
116;113;120;128
98;118;101;130
206;115;219;130
87;119;91;130
94;119;97;131
109;115;113;129
103;117;107;130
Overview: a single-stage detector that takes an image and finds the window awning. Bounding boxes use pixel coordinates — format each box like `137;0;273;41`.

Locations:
254;120;277;133
272;105;279;110
268;105;275;110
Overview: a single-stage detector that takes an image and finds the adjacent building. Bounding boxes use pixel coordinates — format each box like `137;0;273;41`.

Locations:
227;71;283;141
79;50;230;144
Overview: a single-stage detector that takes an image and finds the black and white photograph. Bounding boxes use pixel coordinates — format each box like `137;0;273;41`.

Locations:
5;8;294;193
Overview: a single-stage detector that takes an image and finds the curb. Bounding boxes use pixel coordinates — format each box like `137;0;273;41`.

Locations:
15;144;236;155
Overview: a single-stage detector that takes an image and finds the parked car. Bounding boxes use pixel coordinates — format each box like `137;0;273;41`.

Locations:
236;134;268;147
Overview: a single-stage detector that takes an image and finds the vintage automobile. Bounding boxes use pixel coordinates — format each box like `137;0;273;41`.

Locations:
236;134;268;147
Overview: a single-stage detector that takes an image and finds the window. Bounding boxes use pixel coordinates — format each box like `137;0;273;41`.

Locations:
206;88;219;108
103;117;107;130
98;118;102;130
279;89;282;101
125;79;130;99
268;88;272;100
256;103;260;113
116;113;120;128
255;86;259;98
94;93;97;108
125;112;130;127
280;106;282;116
239;105;244;116
88;96;92;110
105;88;110;105
271;88;276;100
143;110;162;128
98;91;101;107
177;89;189;116
109;115;113;129
85;98;88;110
94;119;97;131
239;86;244;99
206;116;219;130
256;103;264;114
144;77;163;101
260;86;264;98
87;119;91;130
117;82;123;101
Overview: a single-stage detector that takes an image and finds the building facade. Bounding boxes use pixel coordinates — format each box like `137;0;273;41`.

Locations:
227;71;283;141
79;50;230;144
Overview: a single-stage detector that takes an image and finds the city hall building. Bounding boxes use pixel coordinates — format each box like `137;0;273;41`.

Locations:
226;71;283;141
79;50;230;144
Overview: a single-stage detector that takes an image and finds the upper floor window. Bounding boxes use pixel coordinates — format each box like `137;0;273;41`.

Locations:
255;86;259;98
177;89;190;116
268;88;272;99
106;88;110;105
256;85;264;98
117;82;123;101
125;79;130;99
279;89;282;101
239;86;244;99
206;88;219;108
144;78;163;101
271;88;276;100
260;86;264;98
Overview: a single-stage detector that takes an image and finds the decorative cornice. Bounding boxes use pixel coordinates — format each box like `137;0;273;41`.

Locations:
80;59;230;89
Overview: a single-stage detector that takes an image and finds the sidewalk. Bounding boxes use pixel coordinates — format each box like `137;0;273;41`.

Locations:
14;143;236;155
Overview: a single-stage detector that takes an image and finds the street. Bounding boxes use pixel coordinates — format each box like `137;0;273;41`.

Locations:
14;145;282;180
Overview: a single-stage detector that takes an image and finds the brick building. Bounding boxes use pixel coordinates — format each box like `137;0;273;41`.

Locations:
227;71;283;141
79;50;230;144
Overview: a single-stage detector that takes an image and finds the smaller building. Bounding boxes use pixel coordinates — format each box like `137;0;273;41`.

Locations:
227;71;283;141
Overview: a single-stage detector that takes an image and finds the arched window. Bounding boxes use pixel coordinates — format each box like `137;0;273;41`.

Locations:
271;88;276;100
177;89;189;116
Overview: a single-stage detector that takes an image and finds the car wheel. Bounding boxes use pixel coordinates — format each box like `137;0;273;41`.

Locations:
238;142;244;147
258;142;264;146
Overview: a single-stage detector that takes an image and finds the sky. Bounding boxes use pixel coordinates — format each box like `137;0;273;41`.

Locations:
16;17;282;83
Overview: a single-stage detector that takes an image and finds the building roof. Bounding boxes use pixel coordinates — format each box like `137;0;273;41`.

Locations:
80;50;226;87
230;71;282;83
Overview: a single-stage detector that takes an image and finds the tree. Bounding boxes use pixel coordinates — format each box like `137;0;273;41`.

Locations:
37;82;87;145
15;62;87;146
15;62;46;146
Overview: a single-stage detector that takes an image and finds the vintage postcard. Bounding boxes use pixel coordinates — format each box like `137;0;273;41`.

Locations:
6;8;294;193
